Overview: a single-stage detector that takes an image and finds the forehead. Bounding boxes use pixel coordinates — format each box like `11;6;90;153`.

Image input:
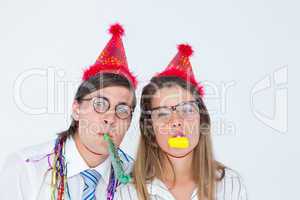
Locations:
87;86;133;105
151;85;195;108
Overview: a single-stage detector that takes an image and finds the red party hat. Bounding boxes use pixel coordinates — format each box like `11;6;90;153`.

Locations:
82;23;137;88
155;44;204;96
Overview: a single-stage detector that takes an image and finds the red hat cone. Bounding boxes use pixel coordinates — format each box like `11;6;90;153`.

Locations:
156;44;204;96
82;23;137;88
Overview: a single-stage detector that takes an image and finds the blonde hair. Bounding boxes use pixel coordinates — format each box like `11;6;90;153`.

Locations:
133;76;225;200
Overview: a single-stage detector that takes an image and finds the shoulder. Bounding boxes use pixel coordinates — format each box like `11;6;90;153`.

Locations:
216;168;248;200
115;183;138;200
2;139;55;167
19;139;55;161
0;139;56;197
0;139;56;181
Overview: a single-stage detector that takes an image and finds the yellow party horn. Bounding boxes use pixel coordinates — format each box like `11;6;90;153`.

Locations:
168;137;189;149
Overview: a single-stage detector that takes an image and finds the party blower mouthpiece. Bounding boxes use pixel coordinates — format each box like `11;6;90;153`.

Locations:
104;133;131;184
168;137;190;149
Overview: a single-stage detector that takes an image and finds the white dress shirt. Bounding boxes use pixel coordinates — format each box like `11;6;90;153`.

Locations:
115;168;247;200
0;136;133;200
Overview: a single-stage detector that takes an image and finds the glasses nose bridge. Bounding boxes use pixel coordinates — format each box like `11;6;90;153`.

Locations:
169;106;183;122
170;105;177;111
102;107;117;124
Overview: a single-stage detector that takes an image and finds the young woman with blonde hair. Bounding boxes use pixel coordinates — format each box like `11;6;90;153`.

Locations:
115;44;247;200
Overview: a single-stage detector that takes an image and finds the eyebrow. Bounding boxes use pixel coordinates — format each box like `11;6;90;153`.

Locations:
151;100;198;110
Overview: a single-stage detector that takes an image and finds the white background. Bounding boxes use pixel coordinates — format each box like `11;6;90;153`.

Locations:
0;0;299;199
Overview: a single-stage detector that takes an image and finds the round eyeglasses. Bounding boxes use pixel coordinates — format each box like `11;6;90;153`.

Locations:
81;96;133;120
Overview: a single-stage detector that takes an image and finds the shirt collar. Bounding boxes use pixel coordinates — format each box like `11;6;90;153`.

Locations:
147;178;169;195
64;136;112;184
148;178;198;199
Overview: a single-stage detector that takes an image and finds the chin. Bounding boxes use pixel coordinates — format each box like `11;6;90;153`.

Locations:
87;142;109;155
92;147;110;156
165;148;193;158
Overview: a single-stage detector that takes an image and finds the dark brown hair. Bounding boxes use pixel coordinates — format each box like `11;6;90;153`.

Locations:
58;73;137;139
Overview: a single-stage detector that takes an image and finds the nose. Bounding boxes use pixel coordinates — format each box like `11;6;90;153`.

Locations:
171;120;182;128
169;112;182;128
102;111;116;125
